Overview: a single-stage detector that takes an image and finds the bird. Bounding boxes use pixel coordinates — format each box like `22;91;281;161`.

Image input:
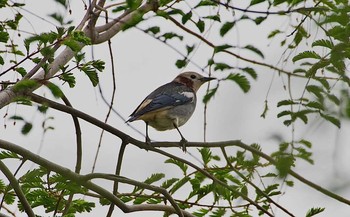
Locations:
126;71;215;151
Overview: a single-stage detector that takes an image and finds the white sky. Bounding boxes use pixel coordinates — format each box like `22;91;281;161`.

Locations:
0;0;350;216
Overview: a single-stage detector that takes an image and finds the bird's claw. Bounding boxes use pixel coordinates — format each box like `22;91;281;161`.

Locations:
180;138;187;152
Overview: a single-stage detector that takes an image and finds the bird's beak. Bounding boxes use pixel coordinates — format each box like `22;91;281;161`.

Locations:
200;77;216;82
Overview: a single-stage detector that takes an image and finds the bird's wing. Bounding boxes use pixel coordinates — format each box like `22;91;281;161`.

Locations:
128;90;194;122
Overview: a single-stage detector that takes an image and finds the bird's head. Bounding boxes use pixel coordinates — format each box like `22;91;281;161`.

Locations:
173;71;216;92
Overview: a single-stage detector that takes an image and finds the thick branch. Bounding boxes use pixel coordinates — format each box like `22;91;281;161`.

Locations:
27;93;350;207
0;1;157;109
0;139;193;217
27;93;273;216
94;1;158;44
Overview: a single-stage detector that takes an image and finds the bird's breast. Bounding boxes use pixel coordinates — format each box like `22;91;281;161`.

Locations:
147;102;196;131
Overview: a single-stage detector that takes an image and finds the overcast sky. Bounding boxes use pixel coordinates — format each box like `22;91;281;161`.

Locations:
1;0;350;216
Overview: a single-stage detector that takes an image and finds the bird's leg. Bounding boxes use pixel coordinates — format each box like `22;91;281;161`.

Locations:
173;123;187;152
145;122;151;144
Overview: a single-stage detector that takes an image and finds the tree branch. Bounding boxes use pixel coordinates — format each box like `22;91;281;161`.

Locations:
0;139;193;217
0;160;35;217
84;173;187;217
26;93;273;216
0;0;158;109
26;93;350;207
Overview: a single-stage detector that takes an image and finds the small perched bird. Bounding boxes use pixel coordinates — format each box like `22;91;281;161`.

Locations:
127;71;215;151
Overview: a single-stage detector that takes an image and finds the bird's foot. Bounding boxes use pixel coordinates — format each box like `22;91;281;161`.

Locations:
179;138;187;152
145;136;152;151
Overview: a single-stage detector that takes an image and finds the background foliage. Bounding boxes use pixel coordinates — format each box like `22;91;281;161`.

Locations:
0;0;350;216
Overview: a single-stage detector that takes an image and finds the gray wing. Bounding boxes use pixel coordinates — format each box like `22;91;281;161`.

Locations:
128;83;194;122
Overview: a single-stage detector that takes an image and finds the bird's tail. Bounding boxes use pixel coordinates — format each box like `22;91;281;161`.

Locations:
125;116;137;123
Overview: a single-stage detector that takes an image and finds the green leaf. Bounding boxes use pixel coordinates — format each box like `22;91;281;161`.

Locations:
159;0;173;6
193;208;209;217
299;139;312;148
122;13;143;30
126;0;142;10
277;110;292;118
21;122;33;135
254;16;266;25
63;38;81;52
327;26;348;42
214;62;232;71
144;173;165;185
161;178;179;189
306;85;324;99
12;80;37;92
165;158;188;174
220;21;235;37
244;45;264;58
0;31;9;43
194;0;217;8
38;105;49;113
277;100;296;107
175;59;187;69
198;148;212;165
0;56;3;65
85;69;99;86
16;67;27;77
312;39;334;49
182;11;192;24
275;155;295;177
0;151;20;159
0;0;7;8
286;180;294;187
210;208;226;217
91;59;105;72
240;67;257;79
60;73;76;88
161;32;183;41
46;82;63;98
214;44;232;53
196;19;205;33
305;101;324;110
203;15;221;22
226;73;250;93
250;0;265;6
306;207;325;217
186;45;195;55
293;51;321;62
10;115;24;121
144;26;160;35
203;87;218;104
133;196;148;204
169;176;190;194
327;94;340;105
268;29;282;39
70;199;95;213
320;113;340;128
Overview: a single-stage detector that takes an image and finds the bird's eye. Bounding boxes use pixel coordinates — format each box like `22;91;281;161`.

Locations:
190;75;196;79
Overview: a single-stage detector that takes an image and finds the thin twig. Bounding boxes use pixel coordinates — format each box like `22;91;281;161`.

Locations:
106;141;127;217
26;93;350;207
85;173;185;217
0;139;194;217
221;147;295;217
60;93;83;215
92;6;117;174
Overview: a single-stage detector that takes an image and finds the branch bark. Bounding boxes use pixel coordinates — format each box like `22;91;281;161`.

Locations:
0;139;193;217
0;0;157;109
26;93;350;207
0;160;35;217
